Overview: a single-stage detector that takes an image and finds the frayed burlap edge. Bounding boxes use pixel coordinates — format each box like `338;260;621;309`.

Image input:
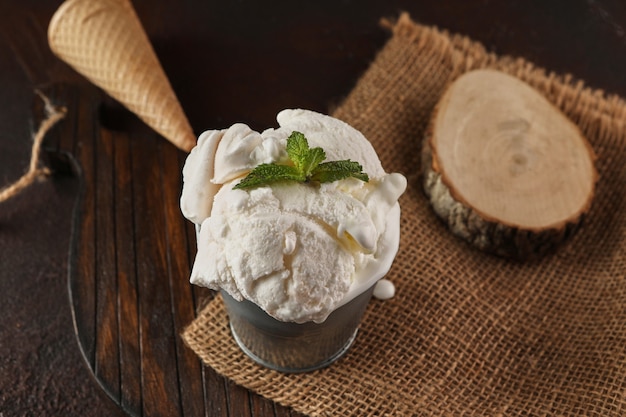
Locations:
183;13;626;417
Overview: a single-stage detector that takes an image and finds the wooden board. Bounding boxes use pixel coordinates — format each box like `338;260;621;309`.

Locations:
423;70;597;259
52;84;300;417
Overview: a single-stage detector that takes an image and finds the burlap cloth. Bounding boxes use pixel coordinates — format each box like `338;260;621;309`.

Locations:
183;14;626;416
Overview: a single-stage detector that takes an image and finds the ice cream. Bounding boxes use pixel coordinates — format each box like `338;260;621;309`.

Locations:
181;109;406;323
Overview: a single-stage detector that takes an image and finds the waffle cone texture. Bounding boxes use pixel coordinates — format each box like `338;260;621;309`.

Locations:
48;0;196;152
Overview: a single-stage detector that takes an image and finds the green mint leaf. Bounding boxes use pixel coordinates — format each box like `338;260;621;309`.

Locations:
285;131;310;171
233;164;303;189
302;146;325;177
233;131;369;190
310;160;369;183
286;131;326;176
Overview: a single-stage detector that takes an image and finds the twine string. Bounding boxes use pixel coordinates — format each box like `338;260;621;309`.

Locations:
0;91;67;204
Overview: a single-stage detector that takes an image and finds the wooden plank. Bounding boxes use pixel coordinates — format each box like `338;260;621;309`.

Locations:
130;131;182;416
251;396;279;417
115;130;143;416
158;138;208;416
202;368;230;417
225;380;253;417
68;86;99;369
273;404;296;417
94;125;121;401
55;84;79;156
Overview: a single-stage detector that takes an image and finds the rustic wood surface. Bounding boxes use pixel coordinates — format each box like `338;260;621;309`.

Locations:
423;69;598;259
1;1;625;416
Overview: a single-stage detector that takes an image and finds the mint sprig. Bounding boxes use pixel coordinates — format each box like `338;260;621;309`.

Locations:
233;131;369;190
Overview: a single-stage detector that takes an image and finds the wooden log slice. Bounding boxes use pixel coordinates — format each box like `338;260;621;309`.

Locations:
422;69;597;259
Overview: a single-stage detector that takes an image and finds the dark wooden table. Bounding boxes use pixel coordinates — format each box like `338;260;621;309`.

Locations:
1;1;624;416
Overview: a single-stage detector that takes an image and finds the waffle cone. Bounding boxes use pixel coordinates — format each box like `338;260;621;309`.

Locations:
48;0;196;152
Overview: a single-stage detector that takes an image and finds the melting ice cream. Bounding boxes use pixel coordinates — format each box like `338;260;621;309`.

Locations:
181;109;406;323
